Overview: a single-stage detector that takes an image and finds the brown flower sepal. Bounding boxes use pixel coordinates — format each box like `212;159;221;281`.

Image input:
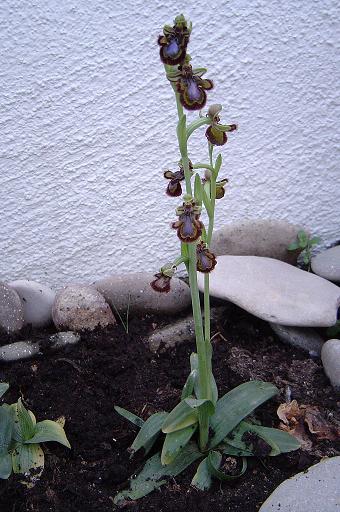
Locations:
196;241;217;273
176;64;213;111
158;15;191;65
172;199;203;243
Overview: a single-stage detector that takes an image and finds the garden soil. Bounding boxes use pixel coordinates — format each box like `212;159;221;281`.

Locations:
0;305;339;512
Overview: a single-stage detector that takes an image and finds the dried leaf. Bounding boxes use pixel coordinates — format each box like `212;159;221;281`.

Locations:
304;406;340;441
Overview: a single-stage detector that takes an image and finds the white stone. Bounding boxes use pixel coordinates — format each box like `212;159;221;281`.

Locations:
321;339;340;390
270;323;324;357
52;284;116;331
198;256;340;327
211;220;308;265
8;279;55;328
0;341;40;362
48;331;81;349
312;246;340;282
259;456;340;512
0;282;24;333
95;273;191;316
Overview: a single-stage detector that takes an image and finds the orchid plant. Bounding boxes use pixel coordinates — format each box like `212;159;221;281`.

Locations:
114;15;299;504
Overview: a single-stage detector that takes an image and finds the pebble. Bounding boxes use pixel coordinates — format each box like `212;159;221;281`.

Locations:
48;331;81;349
311;246;340;283
95;273;191;316
0;341;40;362
197;256;340;327
0;282;24;333
8;279;55;328
259;456;340;511
270;323;324;357
321;339;340;390
52;284;116;331
211;219;309;265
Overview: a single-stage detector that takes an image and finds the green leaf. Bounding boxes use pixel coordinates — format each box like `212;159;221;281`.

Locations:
161;424;197;465
214;154;222;176
162;400;198;434
297;230;308;247
207;450;247;480
221;442;253;457
113;443;202;505
12;399;36;443
181;242;189;261
287;241;300;251
0;453;12;479
209;381;278;448
12;442;44;476
131;412;167;454
303;253;310;265
181;370;198;400
114;405;144;428
191;455;214;490
24;420;71;449
309;236;321;246
194;173;203;205
0;383;9;399
185;398;215;416
202;187;213;218
0;405;14;455
224;421;300;456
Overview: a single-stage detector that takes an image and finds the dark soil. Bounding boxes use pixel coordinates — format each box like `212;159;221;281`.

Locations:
0;305;339;512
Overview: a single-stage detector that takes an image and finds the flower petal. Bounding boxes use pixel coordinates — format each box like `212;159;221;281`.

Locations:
205;126;227;146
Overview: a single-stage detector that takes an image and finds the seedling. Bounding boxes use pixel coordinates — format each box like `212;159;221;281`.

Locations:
114;14;299;503
288;230;321;270
0;383;70;484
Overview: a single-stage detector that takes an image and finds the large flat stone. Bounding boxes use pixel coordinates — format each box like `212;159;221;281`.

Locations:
270;323;324;357
259;456;340;511
8;279;55;328
95;273;191;316
211;219;308;265
0;282;24;333
197;256;340;327
312;246;340;283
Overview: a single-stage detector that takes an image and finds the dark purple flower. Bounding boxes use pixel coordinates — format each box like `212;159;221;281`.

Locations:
150;272;172;293
163;161;193;197
215;178;229;199
172;199;203;243
196;242;217;273
176;64;213;111
205;104;237;146
158;15;190;65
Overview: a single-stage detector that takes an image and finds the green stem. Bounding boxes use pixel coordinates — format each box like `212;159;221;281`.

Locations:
193;163;215;172
186;117;210;139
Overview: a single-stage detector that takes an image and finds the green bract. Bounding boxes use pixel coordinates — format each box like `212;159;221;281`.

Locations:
0;383;70;484
114;13;300;502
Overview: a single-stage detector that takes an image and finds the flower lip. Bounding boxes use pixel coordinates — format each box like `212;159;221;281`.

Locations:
176;64;213;111
158;17;190;65
196;241;217;273
172;199;203;243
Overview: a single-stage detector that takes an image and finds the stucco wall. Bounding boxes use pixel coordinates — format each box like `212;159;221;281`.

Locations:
0;0;339;288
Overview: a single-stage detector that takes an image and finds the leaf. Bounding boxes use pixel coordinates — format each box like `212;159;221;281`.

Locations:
131;412;167;454
185;398;215;416
214;154;222;176
114;405;144;428
25;420;71;449
191;455;213;490
177;115;187;155
162;400;198;434
207;450;247;480
0;383;9;399
221;442;253;457
161;424;197;465
209;381;278;448
113;442;202;505
202;187;213;217
194;173;203;205
181;370;198;400
0;405;14;455
0;453;12;479
287;241;300;251
303;253;310;265
12;442;44;476
12;399;36;443
297;230;308;247
309;236;321;246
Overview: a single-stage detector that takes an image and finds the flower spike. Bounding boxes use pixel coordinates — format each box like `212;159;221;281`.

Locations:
164;160;193;197
176;64;213;111
205;104;237;146
196;241;217;273
172;198;203;242
158;15;191;65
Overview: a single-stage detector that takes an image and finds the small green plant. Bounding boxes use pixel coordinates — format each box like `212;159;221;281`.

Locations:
114;14;300;504
0;383;70;483
288;230;320;270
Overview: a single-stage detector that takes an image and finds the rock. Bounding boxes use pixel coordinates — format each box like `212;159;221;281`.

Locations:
8;279;55;328
197;256;340;327
211;219;308;265
48;331;81;349
95;273;191;316
259;456;340;512
0;282;24;333
0;341;40;362
321;339;340;390
52;285;116;331
311;246;340;283
270;323;324;357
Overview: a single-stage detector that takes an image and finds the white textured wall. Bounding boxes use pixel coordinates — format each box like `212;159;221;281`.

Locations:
0;0;339;287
